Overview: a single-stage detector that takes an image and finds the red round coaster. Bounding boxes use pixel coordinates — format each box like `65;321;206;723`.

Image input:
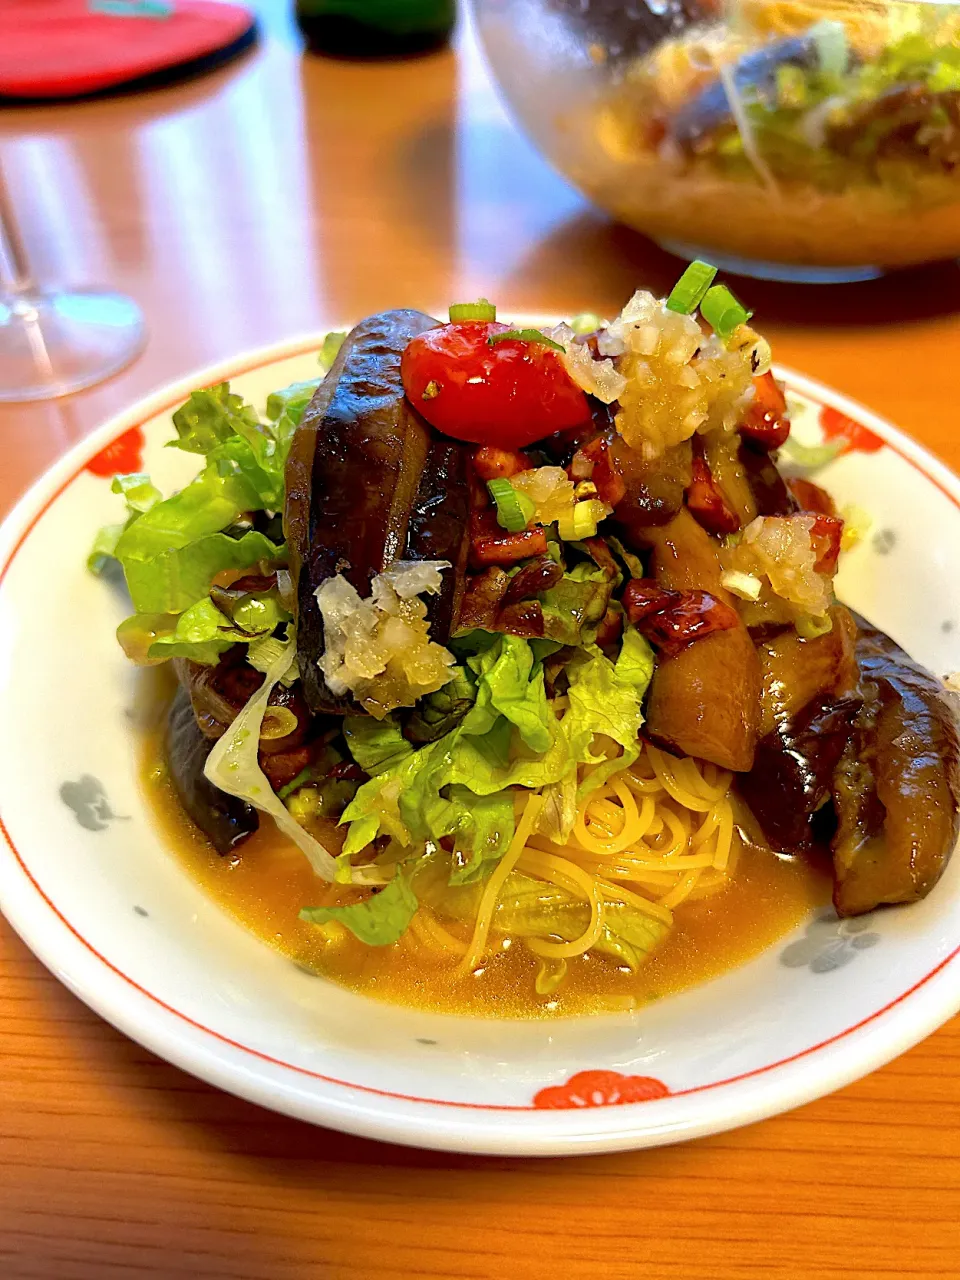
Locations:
0;0;256;100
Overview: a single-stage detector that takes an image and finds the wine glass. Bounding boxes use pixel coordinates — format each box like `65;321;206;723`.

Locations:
0;159;145;402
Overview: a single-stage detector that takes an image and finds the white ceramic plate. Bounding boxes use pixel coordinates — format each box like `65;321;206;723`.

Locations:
0;333;958;1156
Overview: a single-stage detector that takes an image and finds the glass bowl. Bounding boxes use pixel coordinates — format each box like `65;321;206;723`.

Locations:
473;0;960;282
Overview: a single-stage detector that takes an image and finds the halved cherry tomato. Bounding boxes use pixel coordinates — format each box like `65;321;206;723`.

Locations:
471;445;533;481
740;372;790;451
686;453;740;535
809;513;844;575
401;321;592;448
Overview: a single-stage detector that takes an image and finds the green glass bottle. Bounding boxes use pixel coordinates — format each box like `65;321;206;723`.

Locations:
296;0;456;58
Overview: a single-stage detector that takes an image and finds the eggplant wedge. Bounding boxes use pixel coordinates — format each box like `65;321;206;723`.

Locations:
641;509;762;772
831;621;960;916
284;310;439;713
404;437;472;641
739;695;861;853
166;686;258;854
737;605;860;851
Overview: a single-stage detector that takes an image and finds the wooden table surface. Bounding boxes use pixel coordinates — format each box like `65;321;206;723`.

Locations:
2;7;959;1278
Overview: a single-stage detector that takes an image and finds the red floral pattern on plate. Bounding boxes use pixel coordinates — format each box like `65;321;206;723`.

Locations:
85;426;145;478
533;1070;670;1109
818;405;884;454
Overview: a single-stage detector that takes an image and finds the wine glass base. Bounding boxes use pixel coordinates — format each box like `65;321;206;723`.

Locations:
0;289;145;402
656;240;884;285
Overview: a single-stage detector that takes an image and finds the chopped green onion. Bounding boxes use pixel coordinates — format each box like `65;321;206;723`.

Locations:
796;613;834;640
665;259;718;315
809;19;849;78
700;284;753;341
488;478;536;532
488;328;565;352
779;437;844;470
568;312;603;336
449;298;497;323
556;499;609;541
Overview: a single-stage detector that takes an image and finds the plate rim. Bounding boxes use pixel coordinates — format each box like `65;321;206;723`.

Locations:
0;333;958;1156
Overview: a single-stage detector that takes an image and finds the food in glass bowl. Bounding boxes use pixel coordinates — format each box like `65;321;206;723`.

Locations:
475;0;960;280
91;264;960;1018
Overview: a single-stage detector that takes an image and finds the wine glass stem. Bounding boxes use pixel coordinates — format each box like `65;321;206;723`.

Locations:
0;162;36;298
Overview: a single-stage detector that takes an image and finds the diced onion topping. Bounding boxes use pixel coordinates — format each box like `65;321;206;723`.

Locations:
488;478;536;532
701;285;753;341
720;570;762;602
665;260;718;315
449;298;496;322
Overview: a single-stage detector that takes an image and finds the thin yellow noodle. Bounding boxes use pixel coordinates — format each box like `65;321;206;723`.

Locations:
646;744;714;812
575;782;642;857
459;793;544;975
520;848;605;959
413;907;469;956
596;879;674;925
691;806;721;851
713;799;735;873
659;867;705;910
409;911;445;954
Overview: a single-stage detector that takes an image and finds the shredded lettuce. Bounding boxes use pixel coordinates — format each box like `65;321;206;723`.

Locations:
564;627;655;796
120;528;284;617
339;635;575;863
467;634;552;753
203;632;338;880
425;870;669;973
343;716;413;776
139;593;289;664
300;869;418;945
90;375;323;656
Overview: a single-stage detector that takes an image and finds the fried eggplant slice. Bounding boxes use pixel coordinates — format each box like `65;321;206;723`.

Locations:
284;309;438;713
404;436;472;640
756;605;859;740
166;685;258;853
740;695;861;853
640;509;761;771
831;622;960;916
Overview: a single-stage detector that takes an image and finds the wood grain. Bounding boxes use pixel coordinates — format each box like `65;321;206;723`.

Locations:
1;6;960;1277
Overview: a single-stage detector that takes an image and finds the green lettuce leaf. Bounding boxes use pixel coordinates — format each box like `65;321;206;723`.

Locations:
299;870;418;946
120;528;283;615
87;522;127;575
169;384;263;457
318;331;346;373
467;635;552;753
340;636;572;862
423;870;669;972
146;594;286;663
343;716;413;776
431;786;514;885
616;625;656;692
563;630;655;796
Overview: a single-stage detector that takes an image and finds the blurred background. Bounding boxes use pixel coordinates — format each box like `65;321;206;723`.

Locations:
1;0;959;482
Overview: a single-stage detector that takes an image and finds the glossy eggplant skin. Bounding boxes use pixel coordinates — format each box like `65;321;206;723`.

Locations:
166;686;258;854
831;622;960;916
640;509;761;772
737;605;860;851
756;605;859;740
740;695;861;853
284;310;438;713
404;437;472;641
